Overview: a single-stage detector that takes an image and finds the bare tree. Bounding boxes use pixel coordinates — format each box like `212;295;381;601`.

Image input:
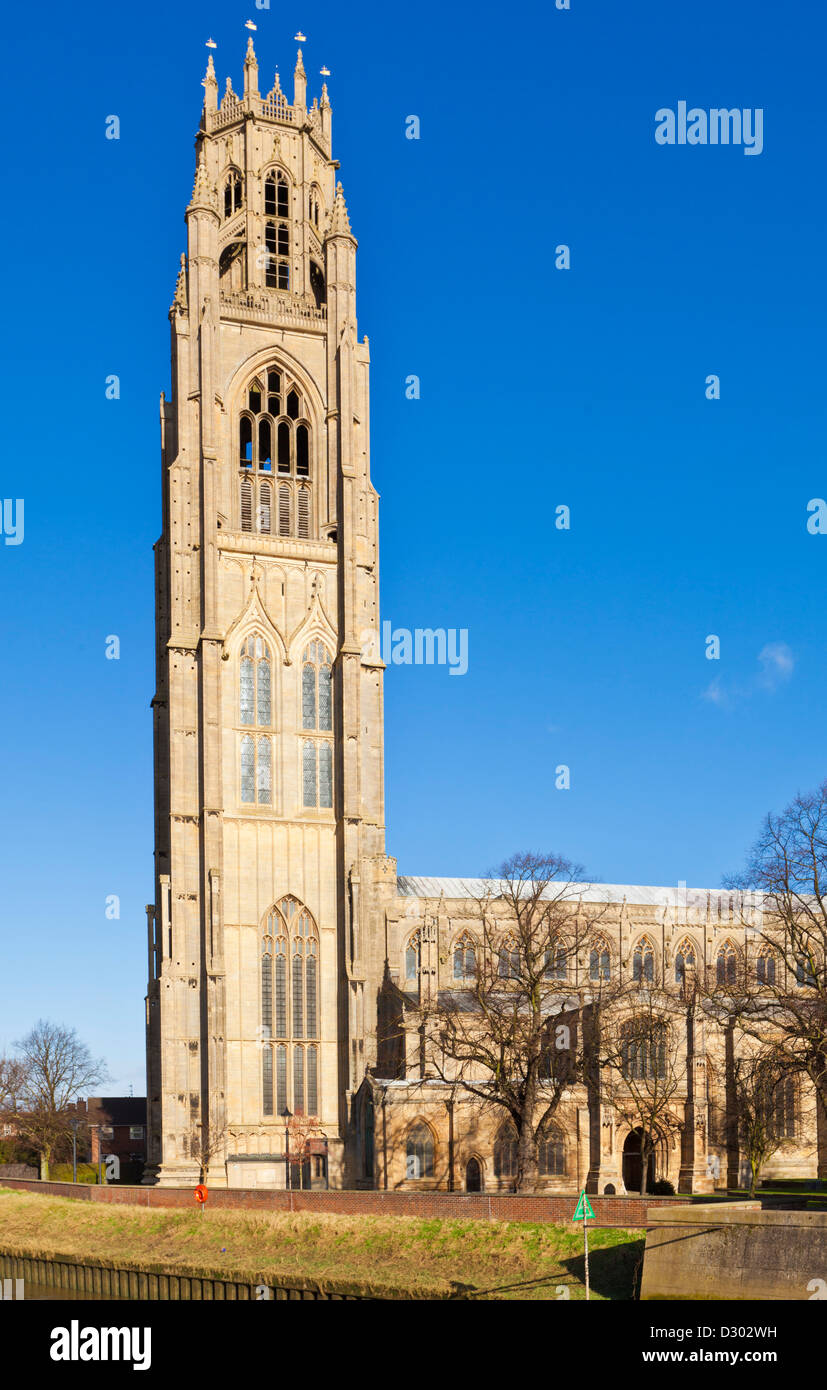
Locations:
286;1112;323;1189
724;780;827;1176
189;1120;228;1185
0;1056;29;1115
731;1047;807;1197
418;852;609;1191
14;1022;108;1180
600;989;687;1195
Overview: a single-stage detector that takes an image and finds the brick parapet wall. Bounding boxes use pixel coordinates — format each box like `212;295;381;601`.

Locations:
0;1179;702;1226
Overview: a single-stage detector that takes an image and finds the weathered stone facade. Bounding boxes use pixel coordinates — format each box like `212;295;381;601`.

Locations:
145;42;822;1193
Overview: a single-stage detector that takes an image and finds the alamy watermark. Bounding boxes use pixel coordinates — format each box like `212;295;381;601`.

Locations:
655;103;763;156
2;499;23;546
361;623;469;676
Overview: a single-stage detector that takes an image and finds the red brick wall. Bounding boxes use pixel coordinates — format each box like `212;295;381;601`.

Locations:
0;1178;692;1226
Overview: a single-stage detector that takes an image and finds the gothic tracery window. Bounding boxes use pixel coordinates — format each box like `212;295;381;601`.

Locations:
538;1123;566;1177
544;943;567;981
238;636;273;805
264;169;290;288
301;642;333;809
621;1018;667;1081
675;938;696;986
756;947;776;985
633;937;655;984
405;931;421;983
498;938;521;979
453;933;476;981
589;939;611;981
223;168;243;219
716;942;737;987
493;1122;518;1180
405;1122;434;1179
261;898;319;1117
239;365;312;538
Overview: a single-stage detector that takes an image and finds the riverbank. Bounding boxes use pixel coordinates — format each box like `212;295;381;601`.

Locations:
0;1187;643;1300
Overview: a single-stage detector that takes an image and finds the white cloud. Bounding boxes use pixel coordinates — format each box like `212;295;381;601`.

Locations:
757;642;794;689
702;643;794;707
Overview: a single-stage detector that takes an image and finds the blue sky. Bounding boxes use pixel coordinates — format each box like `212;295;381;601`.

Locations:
1;0;825;1091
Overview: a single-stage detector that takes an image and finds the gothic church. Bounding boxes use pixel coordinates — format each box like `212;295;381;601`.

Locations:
144;41;820;1193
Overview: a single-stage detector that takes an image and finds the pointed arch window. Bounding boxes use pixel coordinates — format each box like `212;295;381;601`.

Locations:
265;169;290;217
498;939;521;979
239;637;272;726
237;364;312;536
589;940;611;982
405;931;421;983
263;170;290;290
796;955;818;988
675;939;696;985
261;900;319;1117
756;948;776;985
633;938;655;984
716;942;737;987
238;638;273;806
538;1123;566;1177
759;1070;796;1139
302;642;332;730
453;934;476;981
544;944;567;981
621;1017;667;1081
405;1122;434;1179
301;643;333;809
223;169;243;220
493;1123;518;1180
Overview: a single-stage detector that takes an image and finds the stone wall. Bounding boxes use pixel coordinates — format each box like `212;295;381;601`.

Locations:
0;1177;707;1227
640;1201;827;1300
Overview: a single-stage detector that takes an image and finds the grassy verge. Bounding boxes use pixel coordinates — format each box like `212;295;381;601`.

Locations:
0;1187;642;1300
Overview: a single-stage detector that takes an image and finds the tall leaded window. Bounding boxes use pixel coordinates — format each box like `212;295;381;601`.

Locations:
544;944;567;980
238;636;272;805
633;938;655;984
538;1123;566;1176
675;938;696;986
302;642;332;730
756;948;776;985
759;1071;796;1139
589;939;611;981
264;169;290;288
498;939;521;979
223;169;243;219
621;1018;667;1081
716;942;737;987
405;931;421;982
405;1122;434;1179
301;642;333;809
261;898;320;1117
796;955;818;988
493;1123;518;1180
453;934;476;981
238;365;312;537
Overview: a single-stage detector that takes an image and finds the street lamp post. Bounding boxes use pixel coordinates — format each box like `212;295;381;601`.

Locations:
284;1108;292;1191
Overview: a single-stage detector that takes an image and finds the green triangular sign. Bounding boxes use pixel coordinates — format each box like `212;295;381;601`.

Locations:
573;1190;595;1221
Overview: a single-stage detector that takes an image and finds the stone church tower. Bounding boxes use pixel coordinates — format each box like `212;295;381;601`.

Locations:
144;40;386;1187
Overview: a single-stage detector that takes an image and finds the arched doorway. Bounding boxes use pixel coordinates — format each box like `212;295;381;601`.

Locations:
622;1128;656;1193
465;1157;483;1192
